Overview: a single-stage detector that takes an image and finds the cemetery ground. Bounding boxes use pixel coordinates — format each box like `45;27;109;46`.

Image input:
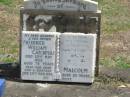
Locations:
0;0;130;97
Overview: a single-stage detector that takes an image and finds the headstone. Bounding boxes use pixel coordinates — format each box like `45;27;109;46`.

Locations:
21;31;59;81
59;33;96;83
23;0;98;12
21;31;97;83
20;0;101;83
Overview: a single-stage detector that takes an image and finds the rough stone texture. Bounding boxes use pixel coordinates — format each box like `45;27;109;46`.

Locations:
4;80;130;97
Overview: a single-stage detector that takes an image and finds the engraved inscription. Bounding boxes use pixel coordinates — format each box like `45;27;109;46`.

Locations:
59;33;97;83
21;31;57;81
24;0;98;11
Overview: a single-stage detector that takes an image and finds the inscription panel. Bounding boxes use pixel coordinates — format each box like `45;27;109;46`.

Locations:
21;31;97;83
59;33;97;83
21;31;57;81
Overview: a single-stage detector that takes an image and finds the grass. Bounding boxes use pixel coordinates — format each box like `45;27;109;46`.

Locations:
0;0;20;62
0;0;12;6
97;0;130;68
100;56;130;69
0;0;22;6
97;0;130;34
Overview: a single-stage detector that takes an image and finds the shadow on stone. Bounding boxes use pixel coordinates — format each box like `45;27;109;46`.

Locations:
0;62;92;86
0;62;21;81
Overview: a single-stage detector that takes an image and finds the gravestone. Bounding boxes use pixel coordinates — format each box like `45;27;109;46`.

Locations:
59;33;97;83
21;31;59;81
20;0;101;83
24;0;98;12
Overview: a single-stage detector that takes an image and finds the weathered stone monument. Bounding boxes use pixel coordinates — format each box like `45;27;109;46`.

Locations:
20;0;101;83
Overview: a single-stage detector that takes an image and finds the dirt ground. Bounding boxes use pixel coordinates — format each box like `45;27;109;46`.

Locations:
100;31;130;58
